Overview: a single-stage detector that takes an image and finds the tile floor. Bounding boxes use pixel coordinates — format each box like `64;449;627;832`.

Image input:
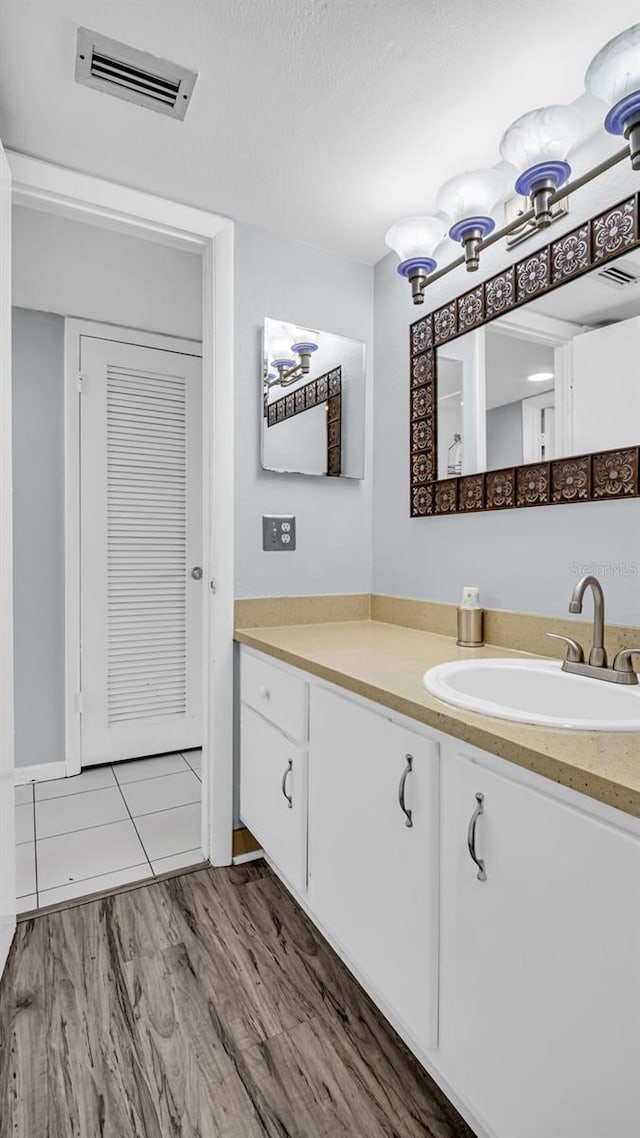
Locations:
15;749;204;913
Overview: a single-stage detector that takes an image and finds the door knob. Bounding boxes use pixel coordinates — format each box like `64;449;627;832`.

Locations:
191;566;203;580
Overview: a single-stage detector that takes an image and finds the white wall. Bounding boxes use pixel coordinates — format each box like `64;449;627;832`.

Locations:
235;223;374;598
571;317;640;453
373;147;640;626
12;206;202;340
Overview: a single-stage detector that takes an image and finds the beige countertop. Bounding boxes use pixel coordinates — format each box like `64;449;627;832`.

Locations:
235;619;640;819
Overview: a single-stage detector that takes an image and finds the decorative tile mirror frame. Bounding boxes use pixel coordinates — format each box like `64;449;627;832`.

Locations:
409;195;640;517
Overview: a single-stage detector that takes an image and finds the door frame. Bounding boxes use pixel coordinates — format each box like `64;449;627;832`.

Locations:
64;320;203;772
521;388;556;464
9;151;234;867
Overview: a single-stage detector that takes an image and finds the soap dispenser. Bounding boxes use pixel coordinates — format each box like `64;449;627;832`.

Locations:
457;586;485;647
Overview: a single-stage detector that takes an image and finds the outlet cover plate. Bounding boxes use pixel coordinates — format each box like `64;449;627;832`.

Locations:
262;515;296;551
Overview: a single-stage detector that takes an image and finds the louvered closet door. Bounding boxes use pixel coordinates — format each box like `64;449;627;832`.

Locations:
79;335;203;764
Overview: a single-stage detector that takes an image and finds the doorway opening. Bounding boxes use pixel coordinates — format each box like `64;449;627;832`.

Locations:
8;153;234;917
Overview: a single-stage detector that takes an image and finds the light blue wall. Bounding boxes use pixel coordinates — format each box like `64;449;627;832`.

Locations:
232;225;373;823
373;157;640;626
12;308;66;768
234;222;374;598
487;401;523;472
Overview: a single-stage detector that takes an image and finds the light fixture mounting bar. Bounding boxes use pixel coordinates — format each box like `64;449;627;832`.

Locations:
419;144;629;296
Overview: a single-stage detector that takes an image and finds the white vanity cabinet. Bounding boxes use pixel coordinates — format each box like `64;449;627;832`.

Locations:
307;685;440;1050
238;645;640;1138
239;651;308;892
438;750;640;1138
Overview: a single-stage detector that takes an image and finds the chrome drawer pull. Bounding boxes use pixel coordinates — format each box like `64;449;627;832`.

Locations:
281;759;293;809
398;753;413;828
467;792;486;881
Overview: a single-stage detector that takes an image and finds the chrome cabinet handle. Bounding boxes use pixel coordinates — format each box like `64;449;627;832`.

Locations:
281;759;293;809
467;792;486;881
398;753;413;828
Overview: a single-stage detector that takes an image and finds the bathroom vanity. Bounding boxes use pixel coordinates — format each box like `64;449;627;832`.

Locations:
236;620;640;1138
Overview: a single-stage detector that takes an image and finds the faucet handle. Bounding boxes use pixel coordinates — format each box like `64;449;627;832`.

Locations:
547;633;585;664
612;648;640;676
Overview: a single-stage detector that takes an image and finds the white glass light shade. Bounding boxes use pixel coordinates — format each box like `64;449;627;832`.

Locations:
269;333;292;357
291;327;317;348
586;23;640;107
436;168;508;227
499;105;583;173
290;327;318;354
384;216;446;265
269;332;295;367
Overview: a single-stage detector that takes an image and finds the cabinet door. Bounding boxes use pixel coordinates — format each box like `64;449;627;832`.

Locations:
439;752;640;1138
308;686;439;1049
240;705;307;892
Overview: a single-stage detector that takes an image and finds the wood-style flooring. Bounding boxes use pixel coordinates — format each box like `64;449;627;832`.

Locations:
0;861;474;1138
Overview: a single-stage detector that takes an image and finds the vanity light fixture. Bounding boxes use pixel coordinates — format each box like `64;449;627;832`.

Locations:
437;168;509;271
586;23;640;170
499;105;584;228
384;216;447;304
388;23;640;303
527;371;554;383
269;331;319;386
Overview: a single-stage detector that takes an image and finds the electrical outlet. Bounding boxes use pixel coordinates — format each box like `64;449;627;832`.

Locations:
262;515;296;551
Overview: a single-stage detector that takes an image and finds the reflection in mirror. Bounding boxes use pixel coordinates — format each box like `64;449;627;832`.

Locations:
262;318;366;478
485;329;555;469
437;248;640;476
437;358;463;478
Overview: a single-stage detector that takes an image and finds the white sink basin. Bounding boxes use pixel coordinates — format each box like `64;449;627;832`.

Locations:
423;657;640;731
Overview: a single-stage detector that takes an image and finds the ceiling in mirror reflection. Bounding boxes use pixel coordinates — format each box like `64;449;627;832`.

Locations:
485;332;554;407
527;252;640;324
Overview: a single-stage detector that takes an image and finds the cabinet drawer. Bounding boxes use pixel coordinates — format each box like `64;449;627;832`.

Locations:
240;705;307;892
240;648;308;742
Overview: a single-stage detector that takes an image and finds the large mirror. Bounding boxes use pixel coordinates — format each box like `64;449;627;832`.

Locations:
410;196;640;515
437;261;640;478
262;318;366;478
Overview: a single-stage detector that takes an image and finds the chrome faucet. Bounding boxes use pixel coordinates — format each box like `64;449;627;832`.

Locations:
548;575;640;685
568;575;607;667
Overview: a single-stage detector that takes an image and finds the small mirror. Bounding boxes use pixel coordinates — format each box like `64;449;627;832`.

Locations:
262;318;366;478
436;250;640;477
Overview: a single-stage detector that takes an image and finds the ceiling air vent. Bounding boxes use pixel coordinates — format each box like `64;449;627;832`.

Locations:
595;258;640;290
75;28;197;120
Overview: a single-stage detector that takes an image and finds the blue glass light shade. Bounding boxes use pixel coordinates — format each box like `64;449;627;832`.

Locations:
514;160;571;196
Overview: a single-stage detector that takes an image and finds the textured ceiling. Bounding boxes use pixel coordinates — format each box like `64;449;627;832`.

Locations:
0;0;639;263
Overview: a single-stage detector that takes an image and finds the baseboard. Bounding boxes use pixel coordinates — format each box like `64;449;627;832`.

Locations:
233;849;264;866
14;761;67;786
